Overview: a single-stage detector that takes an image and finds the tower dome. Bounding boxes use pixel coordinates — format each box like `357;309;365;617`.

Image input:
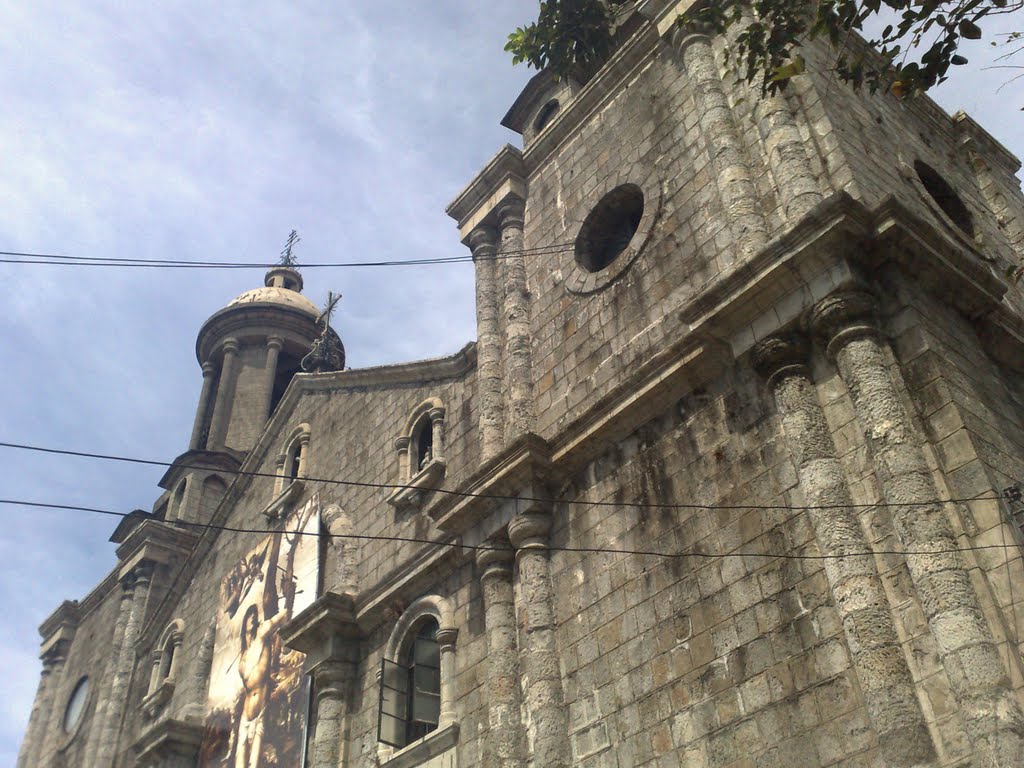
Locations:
188;259;341;455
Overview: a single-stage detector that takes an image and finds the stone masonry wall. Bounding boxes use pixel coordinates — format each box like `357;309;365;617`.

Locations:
522;44;799;440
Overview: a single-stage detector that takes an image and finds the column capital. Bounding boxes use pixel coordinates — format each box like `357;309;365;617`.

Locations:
201;361;216;377
751;333;811;388
221;337;240;356
393;436;411;452
476;539;515;580
428;406;446;423
508;511;552;551
436;627;459;653
808;290;880;360
469;225;500;259
266;335;285;351
497;198;525;230
668;25;713;56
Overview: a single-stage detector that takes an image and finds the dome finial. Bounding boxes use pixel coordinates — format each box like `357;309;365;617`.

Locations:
279;229;301;267
265;229;303;292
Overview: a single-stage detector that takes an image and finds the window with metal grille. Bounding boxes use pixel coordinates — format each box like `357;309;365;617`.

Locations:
378;618;441;748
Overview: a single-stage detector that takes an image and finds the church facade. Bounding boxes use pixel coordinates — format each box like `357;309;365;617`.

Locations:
16;2;1024;766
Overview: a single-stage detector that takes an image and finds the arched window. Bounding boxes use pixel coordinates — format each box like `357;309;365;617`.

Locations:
143;620;184;719
380;617;441;747
266;424;311;520
286;438;304;481
387;400;446;511
413;415;434;473
377;596;459;759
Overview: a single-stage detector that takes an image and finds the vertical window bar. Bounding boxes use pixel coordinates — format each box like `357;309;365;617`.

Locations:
378;657;410;748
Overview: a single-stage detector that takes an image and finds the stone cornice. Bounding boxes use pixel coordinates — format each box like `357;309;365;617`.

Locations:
445;145;526;242
156;449;242;490
953;110;1021;175
195;302;323;364
115;520;199;580
38;600;80;646
429;432;552;535
133;717;205;763
282;592;360;667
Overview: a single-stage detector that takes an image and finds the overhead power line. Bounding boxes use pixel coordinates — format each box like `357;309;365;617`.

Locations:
1;497;1018;563
0;439;1003;514
0;242;575;270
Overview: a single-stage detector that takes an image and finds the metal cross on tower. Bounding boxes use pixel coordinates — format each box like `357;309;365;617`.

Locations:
317;291;342;332
279;229;301;266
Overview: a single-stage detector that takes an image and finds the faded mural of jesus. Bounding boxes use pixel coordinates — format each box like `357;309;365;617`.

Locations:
199;496;320;768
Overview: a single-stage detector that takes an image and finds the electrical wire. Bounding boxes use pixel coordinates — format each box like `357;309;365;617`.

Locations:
0;439;1000;513
0;242;575;269
2;497;1021;563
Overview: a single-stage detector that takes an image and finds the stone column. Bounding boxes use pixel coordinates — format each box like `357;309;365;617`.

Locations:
207;338;240;451
282;593;362;768
95;562;154;767
394;436;411;480
81;571;137;768
477;539;526;768
811;290;1024;766
180;623;216;721
470;226;505;460
752;92;822;221
429;407;446;462
670;29;768;260
498;199;534;441
261;335;284;423
508;508;569;768
189;362;216;450
437;626;459;728
751;334;934;766
17;645;67;768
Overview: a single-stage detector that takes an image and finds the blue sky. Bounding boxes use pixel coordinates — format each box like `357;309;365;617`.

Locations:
0;3;1020;763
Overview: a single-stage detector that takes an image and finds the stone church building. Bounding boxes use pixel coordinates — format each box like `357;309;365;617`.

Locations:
17;1;1024;766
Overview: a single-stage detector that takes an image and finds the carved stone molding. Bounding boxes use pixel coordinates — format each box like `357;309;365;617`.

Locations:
507;510;552;552
808;290;880;360
750;333;810;388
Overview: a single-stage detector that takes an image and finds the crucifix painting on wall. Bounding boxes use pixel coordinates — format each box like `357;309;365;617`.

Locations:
199;495;320;767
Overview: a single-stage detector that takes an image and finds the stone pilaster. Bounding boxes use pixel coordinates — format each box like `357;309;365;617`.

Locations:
751;334;934;766
96;561;154;767
477;538;526;768
498;199;534;442
17;644;67;768
207;338;240;451
811;290;1024;766
189;361;216;451
180;622;215;721
471;226;505;461
81;574;137;767
282;593;362;768
261;335;284;422
508;508;569;768
670;29;768;260
752;91;822;221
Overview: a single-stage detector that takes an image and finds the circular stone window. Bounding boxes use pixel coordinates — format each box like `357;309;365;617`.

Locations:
575;184;645;273
63;676;90;733
914;160;975;237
